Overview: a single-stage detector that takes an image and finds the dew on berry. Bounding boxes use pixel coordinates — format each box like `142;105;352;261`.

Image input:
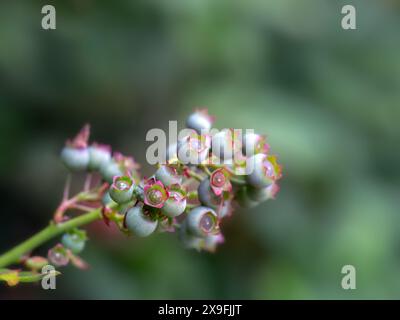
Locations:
116;180;129;190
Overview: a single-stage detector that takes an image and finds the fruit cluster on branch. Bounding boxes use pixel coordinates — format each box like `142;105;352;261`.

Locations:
0;109;282;286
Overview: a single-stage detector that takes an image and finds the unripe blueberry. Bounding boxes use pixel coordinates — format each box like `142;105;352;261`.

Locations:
177;134;210;165
245;154;282;188
186;109;214;134
109;175;134;204
100;152;140;183
125;206;158;237
211;129;241;161
61;124;91;171
162;188;187;218
209;168;232;196
61;230;86;254
236;186;259;209
100;159;124;183
186;206;218;237
88;143;111;171
143;178;169;208
247;183;279;202
48;244;69;267
155;165;182;186
198;179;222;209
61;146;90;171
102;191;117;206
242;132;269;156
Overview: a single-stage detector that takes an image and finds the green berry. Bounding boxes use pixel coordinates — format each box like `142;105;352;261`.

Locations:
198;179;221;208
88;143;111;171
242;132;268;156
186;206;218;237
109;175;134;204
211;129;235;161
125;206;158;237
100;159;123;183
177;134;210;165
61;229;87;254
245;154;280;188
155;165;182;186
61;146;90;171
102;191;117;206
186;109;214;134
161;188;187;218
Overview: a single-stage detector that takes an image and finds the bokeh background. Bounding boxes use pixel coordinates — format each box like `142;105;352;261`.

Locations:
0;0;399;299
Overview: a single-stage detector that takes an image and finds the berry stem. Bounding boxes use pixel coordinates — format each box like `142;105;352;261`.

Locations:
229;176;246;185
84;173;92;192
0;208;102;268
200;165;212;176
63;174;71;201
186;169;204;182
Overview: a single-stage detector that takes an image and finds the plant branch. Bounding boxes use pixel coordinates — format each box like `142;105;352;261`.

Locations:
0;208;102;269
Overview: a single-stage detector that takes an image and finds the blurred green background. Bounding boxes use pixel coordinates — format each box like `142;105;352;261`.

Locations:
0;0;399;299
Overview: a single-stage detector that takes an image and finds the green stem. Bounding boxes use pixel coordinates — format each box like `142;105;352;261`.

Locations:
0;208;102;268
229;176;247;185
186;169;204;182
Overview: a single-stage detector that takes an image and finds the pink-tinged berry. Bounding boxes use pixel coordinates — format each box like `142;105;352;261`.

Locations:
143;178;168;208
25;256;49;271
109;175;134;204
177;133;211;165
88;143;111;171
211;129;242;161
242;132;269;156
210;168;232;196
198;178;222;208
186;109;214;134
161;185;187;218
48;244;69;267
155;165;182;186
186;206;218;237
60;124;91;171
245;154;282;188
125;206;158;237
100;152;140;183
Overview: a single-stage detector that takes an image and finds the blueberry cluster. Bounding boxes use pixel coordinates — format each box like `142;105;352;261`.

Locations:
58;109;282;255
